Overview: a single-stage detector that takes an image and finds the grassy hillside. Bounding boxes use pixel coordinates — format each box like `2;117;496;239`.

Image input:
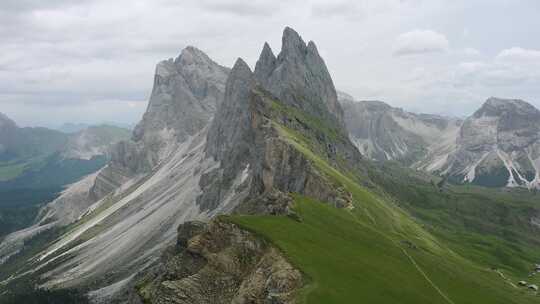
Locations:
229;104;540;303
231;196;537;303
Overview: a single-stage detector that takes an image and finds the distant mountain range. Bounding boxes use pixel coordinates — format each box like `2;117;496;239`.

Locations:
340;93;540;189
56;122;135;134
0;115;130;237
0;114;131;189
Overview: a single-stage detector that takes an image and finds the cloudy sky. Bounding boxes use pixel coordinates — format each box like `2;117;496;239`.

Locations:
2;0;540;127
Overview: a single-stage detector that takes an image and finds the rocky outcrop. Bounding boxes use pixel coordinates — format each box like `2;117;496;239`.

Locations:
136;219;302;304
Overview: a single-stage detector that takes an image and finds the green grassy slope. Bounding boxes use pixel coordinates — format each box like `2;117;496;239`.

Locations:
229;106;540;303
370;162;540;278
231;196;536;303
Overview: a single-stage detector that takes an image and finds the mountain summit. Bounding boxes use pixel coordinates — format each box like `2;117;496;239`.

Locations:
254;27;345;130
133;45;230;158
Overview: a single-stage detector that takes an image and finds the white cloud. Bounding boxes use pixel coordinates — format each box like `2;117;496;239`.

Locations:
393;30;449;56
2;0;540;124
496;47;540;62
460;48;481;56
311;0;403;18
457;61;486;73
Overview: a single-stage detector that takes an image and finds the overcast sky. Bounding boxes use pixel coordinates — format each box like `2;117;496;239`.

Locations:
1;0;540;127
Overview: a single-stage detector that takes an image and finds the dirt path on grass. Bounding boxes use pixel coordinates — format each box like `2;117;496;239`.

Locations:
346;209;455;304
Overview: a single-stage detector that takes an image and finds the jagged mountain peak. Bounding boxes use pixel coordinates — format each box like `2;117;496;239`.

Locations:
255;26;344;129
280;26;307;58
307;40;319;56
133;46;229;160
261;42;275;58
206;57;254;163
175;45;217;67
230;57;253;78
254;42;276;81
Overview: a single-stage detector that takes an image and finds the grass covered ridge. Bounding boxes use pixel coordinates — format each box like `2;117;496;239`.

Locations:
229;111;540;303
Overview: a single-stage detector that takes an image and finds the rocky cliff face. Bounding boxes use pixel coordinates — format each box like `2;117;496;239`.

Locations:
199;27;364;215
438;97;540;188
341;95;540;189
133;46;229;162
135;220;302;304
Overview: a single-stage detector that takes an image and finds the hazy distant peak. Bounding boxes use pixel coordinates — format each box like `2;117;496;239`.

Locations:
475;97;540;118
0;112;17;129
